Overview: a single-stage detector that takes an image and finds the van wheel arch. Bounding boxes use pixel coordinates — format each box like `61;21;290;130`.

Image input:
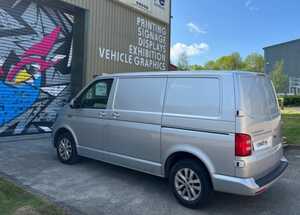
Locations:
54;128;74;148
165;152;212;184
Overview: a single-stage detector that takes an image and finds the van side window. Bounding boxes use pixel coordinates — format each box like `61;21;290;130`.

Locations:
164;78;221;117
78;79;113;109
114;78;165;112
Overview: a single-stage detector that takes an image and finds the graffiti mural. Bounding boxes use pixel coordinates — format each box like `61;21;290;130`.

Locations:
0;0;74;136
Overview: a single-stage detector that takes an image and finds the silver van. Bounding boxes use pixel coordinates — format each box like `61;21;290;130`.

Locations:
52;71;288;208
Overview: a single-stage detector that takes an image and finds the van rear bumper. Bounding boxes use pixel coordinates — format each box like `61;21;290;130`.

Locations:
212;157;288;196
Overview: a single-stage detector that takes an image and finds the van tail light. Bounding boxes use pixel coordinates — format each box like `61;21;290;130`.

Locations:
235;133;252;157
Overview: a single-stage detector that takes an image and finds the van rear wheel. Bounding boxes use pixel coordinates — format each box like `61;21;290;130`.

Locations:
56;132;79;164
169;159;213;208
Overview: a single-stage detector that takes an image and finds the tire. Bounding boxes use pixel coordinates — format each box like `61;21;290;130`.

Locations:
56;132;79;164
169;159;213;209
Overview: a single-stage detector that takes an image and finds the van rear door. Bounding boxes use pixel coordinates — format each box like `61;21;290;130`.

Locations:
236;73;283;179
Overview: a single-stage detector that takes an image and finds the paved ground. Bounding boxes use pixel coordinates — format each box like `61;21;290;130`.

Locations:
0;137;299;215
292;107;300;112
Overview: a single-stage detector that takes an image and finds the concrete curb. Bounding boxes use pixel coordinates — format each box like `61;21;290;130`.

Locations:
285;144;300;150
0;134;51;143
0;171;85;215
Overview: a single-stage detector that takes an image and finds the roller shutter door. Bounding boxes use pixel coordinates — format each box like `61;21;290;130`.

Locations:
0;0;74;136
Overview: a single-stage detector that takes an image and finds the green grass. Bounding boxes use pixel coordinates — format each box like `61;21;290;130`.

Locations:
282;107;300;145
0;177;65;215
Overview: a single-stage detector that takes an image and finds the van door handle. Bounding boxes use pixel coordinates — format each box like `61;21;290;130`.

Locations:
99;112;107;118
112;112;120;118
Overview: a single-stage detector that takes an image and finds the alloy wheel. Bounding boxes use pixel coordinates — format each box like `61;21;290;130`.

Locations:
58;137;72;161
174;168;202;201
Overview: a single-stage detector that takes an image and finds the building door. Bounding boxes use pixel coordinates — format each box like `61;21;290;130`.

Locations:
0;0;75;136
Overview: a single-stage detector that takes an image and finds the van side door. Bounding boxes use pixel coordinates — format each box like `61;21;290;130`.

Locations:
105;77;167;176
161;75;236;177
68;78;114;152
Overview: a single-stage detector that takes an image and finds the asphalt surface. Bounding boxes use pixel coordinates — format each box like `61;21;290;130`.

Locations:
292;107;300;112
0;137;299;215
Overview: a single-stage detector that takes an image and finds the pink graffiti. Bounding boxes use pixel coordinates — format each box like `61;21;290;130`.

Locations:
22;27;61;58
6;27;61;82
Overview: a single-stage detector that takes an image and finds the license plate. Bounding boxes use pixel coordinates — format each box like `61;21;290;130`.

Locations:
253;136;273;151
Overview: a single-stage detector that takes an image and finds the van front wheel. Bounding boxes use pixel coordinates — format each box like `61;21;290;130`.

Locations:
169;159;213;208
56;132;79;164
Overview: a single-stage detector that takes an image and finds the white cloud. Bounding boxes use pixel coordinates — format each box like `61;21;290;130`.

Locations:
187;22;207;34
245;0;259;11
171;42;209;63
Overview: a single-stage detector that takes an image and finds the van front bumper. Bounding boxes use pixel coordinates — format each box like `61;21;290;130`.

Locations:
212;157;288;196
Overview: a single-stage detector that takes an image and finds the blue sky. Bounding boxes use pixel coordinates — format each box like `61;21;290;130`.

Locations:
171;0;300;65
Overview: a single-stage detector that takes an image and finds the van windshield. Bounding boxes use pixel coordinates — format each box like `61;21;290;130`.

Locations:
239;75;279;119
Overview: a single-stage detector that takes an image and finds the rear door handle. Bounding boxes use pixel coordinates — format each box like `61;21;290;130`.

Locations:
112;112;120;118
99;112;107;118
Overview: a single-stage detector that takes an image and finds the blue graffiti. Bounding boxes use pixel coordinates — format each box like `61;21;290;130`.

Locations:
0;77;41;127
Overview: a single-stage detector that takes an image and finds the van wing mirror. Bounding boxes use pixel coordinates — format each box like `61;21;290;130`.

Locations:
70;99;80;109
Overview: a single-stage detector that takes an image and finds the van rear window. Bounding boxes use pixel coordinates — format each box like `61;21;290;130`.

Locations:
239;75;279;119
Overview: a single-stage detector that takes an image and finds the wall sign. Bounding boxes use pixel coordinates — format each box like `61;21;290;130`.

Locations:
117;0;170;23
99;16;167;71
154;0;165;7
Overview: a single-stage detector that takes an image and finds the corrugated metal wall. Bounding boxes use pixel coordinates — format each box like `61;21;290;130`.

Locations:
0;0;74;136
0;0;170;137
62;0;170;83
264;40;300;78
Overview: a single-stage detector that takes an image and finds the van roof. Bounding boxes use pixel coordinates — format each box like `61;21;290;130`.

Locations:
98;71;264;79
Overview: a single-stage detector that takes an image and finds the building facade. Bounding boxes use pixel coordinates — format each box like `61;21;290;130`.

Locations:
264;39;300;94
0;0;171;137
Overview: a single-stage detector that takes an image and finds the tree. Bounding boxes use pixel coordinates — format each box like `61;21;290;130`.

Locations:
204;60;219;70
190;64;204;70
270;60;289;93
185;52;265;73
215;56;234;70
204;52;243;71
177;52;190;70
243;53;264;73
231;52;244;70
